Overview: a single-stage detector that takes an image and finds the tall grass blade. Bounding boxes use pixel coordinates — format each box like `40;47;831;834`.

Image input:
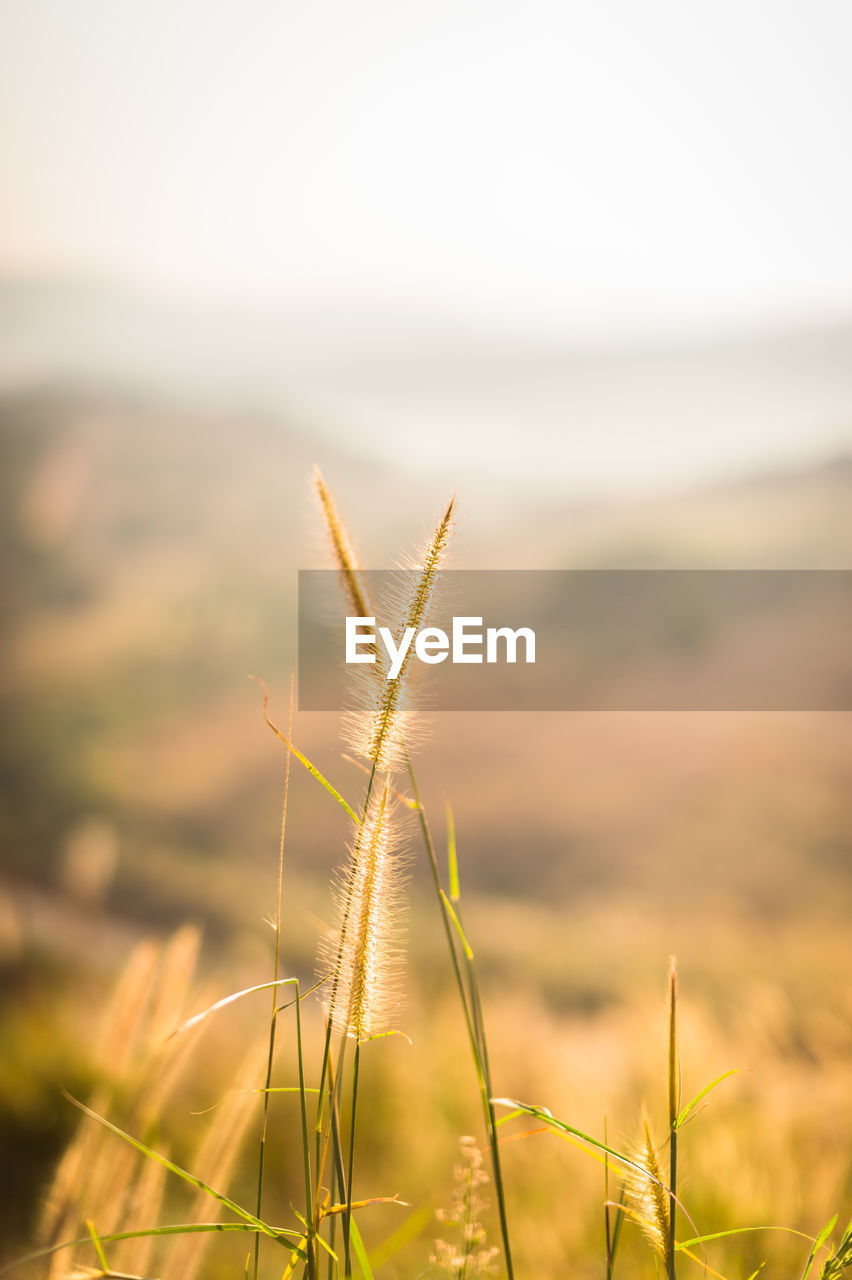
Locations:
349;1218;375;1280
445;802;460;902
801;1215;838;1279
169;978;311;1039
405;756;514;1278
1;1224;294;1278
668;959;678;1280
86;1221;110;1271
255;669;297;1280
493;1099;672;1187
677;1225;816;1249
253;677;360;824
439;889;474;960
63;1097;280;1240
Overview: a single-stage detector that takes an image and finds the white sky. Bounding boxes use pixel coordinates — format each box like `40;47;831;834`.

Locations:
2;0;852;333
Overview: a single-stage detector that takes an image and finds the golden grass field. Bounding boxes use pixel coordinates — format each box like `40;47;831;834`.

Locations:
1;390;850;1277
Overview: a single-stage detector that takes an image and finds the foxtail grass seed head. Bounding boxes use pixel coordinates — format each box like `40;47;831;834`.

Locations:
345;496;455;772
313;467;370;620
320;782;408;1041
625;1113;671;1263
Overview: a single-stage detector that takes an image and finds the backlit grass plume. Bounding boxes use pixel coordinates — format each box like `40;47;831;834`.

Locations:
313;467;370;620
313;470;454;772
346;495;455;772
321;781;407;1041
624;1113;671;1265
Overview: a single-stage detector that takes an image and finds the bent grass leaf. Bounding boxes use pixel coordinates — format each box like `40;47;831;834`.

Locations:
439;889;474;960
320;1195;408;1219
675;1070;738;1130
85;1220;110;1271
64;1097;282;1241
800;1215;837;1279
493;1098;668;1187
252;677;360;824
169;978;323;1039
446;801;460;902
677;1225;816;1251
0;1224;287;1278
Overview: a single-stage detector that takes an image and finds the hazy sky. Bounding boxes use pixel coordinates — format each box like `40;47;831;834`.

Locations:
2;0;852;334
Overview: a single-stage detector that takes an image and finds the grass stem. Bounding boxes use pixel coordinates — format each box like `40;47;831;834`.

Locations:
405;751;515;1280
343;1042;361;1278
255;670;295;1280
668;959;679;1280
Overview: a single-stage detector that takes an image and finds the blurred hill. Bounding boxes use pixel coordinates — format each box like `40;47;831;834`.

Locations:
0;278;849;980
1;375;849;932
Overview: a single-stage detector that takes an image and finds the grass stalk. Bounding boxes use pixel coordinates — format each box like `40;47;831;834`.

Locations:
255;670;296;1280
604;1116;613;1279
343;1042;362;1278
294;980;315;1280
668;959;679;1280
405;752;515;1280
313;764;378;1268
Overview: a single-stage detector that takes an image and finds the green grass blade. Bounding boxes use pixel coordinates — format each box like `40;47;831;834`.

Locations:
439;889;474;959
253;677;360;824
0;1223;295;1278
611;1183;626;1264
256;670;295;1280
64;1096;281;1239
85;1220;110;1270
821;1219;852;1278
493;1098;671;1187
170;977;321;1038
800;1215;838;1279
350;1219;375;1280
675;1070;738;1129
445;801;460;901
676;1225;816;1249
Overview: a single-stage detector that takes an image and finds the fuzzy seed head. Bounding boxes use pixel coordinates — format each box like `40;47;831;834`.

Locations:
432;1135;499;1276
625;1114;671;1262
313;467;371;620
345;496;454;772
320;783;407;1040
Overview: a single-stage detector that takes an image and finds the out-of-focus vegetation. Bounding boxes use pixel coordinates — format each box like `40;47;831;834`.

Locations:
1;384;851;1275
